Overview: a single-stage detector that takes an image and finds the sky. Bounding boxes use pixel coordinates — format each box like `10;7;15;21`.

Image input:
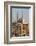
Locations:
12;8;32;23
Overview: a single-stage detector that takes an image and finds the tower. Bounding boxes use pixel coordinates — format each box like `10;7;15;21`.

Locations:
22;11;23;23
17;12;18;23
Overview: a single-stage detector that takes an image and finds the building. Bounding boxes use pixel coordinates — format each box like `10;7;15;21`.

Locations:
12;19;29;37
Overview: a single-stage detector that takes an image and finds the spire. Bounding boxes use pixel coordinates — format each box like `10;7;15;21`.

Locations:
22;11;23;22
17;12;18;22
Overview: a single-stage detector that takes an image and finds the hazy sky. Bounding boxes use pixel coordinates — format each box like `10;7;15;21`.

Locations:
12;8;32;23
